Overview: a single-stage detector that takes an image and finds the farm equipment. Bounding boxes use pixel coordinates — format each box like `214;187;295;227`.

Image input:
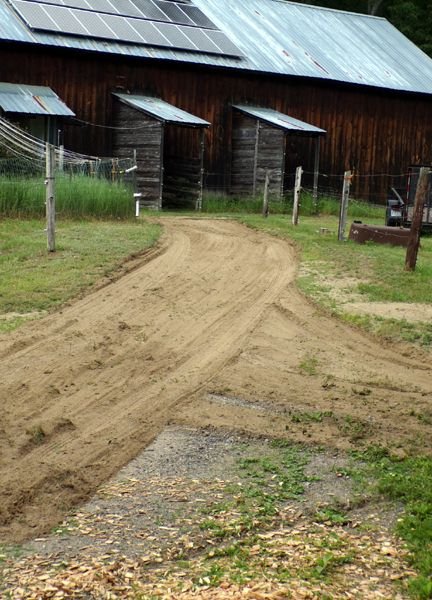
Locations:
386;165;432;230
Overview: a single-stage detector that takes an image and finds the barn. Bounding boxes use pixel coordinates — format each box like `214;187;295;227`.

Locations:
1;0;432;203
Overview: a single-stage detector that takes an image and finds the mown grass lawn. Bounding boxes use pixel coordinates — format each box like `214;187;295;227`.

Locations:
0;218;161;332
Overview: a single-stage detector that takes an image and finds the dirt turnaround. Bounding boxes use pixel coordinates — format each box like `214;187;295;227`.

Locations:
1;218;431;543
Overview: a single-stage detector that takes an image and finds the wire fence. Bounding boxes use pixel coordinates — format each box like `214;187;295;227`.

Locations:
0;117;137;218
0;114;415;219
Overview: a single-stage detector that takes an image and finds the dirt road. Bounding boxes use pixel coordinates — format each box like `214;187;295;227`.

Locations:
1;218;431;543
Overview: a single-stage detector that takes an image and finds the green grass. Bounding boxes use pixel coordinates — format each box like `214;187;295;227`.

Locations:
198;446;310;543
0;218;161;331
237;209;432;345
351;448;432;599
0;175;135;219
192;445;312;589
201;190;385;219
298;354;319;376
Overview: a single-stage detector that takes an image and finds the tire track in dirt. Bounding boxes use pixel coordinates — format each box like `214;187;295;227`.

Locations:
0;218;296;542
2;218;432;543
178;283;432;454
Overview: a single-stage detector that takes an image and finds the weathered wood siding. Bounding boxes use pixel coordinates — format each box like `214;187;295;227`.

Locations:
113;100;163;209
3;42;432;202
256;122;285;198
163;124;203;209
231;112;285;197
163;154;202;208
231;112;256;195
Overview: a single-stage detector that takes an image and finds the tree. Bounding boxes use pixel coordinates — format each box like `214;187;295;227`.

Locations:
368;0;384;14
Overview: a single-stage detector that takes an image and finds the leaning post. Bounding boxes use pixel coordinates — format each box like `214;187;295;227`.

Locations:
405;167;429;271
45;142;56;253
338;170;352;241
292;165;303;225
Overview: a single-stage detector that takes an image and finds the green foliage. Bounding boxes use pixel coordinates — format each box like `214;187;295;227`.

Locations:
314;507;350;525
306;551;355;580
201;190;385;220
0;219;161;330
353;449;432;597
199;447;310;543
201;193;274;214
0;175;135;219
298;354;319;375
386;0;432;57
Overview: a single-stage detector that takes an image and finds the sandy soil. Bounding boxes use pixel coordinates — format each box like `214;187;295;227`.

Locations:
1;218;431;544
342;301;432;322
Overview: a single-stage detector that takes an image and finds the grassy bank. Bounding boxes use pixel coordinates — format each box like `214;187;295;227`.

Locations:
239;213;432;346
0;218;161;332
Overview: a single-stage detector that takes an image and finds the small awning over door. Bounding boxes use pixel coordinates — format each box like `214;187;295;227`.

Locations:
232;105;326;136
113;94;209;128
0;82;75;116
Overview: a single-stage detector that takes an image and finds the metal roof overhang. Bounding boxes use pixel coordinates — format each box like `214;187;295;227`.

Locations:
233;105;326;136
113;93;210;128
0;82;75;116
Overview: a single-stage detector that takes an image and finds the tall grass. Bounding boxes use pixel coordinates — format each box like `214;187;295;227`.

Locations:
201;193;266;214
0;175;134;219
201;190;385;220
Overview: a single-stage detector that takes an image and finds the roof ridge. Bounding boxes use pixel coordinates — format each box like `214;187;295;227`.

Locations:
268;0;386;20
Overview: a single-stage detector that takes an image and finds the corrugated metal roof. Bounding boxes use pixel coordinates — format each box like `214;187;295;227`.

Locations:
233;105;326;135
0;81;75;115
113;93;210;127
1;0;432;95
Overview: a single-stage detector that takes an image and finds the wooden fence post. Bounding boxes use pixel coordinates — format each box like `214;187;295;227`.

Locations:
405;166;429;271
338;170;352;241
292;166;303;225
45;142;56;253
312;137;320;213
262;170;270;217
197;129;205;211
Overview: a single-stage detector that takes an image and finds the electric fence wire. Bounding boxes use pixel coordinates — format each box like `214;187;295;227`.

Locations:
0;117;132;165
0;116;417;203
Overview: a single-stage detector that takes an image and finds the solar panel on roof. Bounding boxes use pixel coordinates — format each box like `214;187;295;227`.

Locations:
12;0;61;29
112;0;144;18
153;0;193;26
82;0;114;13
180;4;216;29
207;29;243;57
62;0;91;10
157;22;197;50
129;18;171;46
9;0;243;57
185;27;220;53
102;13;144;42
75;9;117;37
131;0;166;21
45;5;89;34
39;0;65;5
